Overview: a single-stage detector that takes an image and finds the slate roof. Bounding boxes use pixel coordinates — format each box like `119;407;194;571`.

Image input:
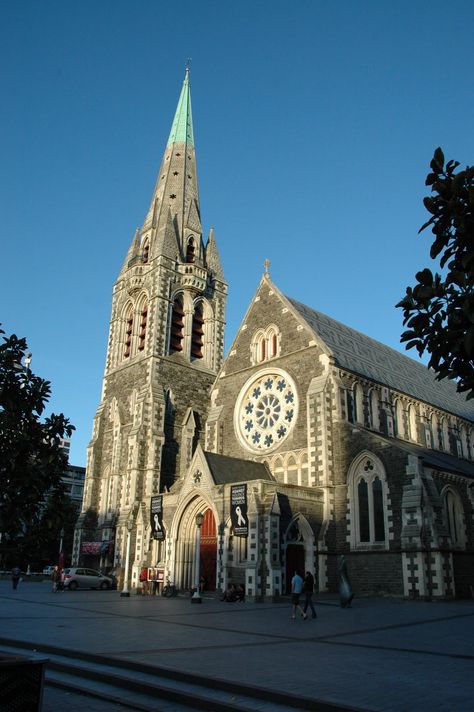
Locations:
394;437;474;478
287;296;474;422
204;452;275;485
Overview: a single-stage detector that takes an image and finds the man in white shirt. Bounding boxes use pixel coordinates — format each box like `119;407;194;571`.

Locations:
291;571;307;620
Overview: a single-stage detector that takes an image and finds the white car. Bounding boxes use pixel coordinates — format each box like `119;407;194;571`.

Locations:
43;565;55;576
62;567;113;590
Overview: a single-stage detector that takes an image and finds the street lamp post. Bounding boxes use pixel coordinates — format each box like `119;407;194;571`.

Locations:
120;516;134;598
191;512;204;604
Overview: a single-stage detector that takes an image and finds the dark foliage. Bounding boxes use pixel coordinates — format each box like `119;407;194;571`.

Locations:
397;148;474;399
0;326;75;567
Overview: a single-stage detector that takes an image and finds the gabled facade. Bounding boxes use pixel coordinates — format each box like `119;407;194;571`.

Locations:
75;72;474;600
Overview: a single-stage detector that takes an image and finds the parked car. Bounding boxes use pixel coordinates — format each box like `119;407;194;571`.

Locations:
62;567;113;590
43;565;55;576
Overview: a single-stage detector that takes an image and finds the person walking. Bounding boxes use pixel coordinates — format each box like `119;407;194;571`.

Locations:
302;571;317;618
11;566;21;590
290;570;307;620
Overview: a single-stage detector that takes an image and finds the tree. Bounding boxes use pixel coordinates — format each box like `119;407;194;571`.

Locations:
397;148;474;399
0;326;75;566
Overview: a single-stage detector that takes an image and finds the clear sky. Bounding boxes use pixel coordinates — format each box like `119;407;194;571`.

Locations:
2;1;473;466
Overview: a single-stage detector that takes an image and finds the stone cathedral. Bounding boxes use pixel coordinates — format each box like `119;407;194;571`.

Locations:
73;71;474;600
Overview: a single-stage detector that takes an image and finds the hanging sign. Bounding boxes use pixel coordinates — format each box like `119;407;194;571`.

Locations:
150;496;165;540
230;484;248;537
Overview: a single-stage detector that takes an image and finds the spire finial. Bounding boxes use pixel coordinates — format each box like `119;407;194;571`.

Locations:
185;57;192;77
264;258;270;275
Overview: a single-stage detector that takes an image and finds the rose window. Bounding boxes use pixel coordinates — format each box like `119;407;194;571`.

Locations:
235;371;298;452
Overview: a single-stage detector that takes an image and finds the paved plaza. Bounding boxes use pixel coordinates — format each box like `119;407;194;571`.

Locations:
1;579;474;711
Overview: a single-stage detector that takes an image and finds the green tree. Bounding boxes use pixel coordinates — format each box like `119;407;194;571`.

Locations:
397;148;474;399
0;327;75;567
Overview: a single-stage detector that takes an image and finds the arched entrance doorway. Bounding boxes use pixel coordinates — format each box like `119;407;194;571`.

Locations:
284;515;315;593
200;508;217;591
172;501;218;593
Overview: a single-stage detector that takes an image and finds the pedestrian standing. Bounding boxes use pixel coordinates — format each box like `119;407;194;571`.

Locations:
11;566;21;590
302;571;317;618
51;565;61;593
290;571;307;620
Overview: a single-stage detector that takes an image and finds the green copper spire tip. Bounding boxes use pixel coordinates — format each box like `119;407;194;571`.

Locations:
167;69;194;147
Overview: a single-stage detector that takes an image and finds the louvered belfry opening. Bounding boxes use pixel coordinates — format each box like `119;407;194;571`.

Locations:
138;304;148;351
124;311;133;358
170;297;184;352
143;241;149;263
186;237;196;263
191;303;204;359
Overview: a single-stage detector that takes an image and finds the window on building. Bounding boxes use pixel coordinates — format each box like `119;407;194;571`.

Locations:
350;455;388;549
169;296;184;353
186;237;196;263
138;302;148;351
444;488;465;548
191;302;204;359
408;404;418;442
430;413;439;450
394;400;404;438
441;417;450;453
251;326;280;365
124;306;133;358
142;239;149;264
369;389;380;431
354;383;364;425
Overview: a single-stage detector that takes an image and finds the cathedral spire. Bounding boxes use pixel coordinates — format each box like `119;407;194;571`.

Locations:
141;69;201;260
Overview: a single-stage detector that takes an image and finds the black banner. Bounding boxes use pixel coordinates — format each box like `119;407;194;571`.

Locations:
230;484;248;537
150;496;165;540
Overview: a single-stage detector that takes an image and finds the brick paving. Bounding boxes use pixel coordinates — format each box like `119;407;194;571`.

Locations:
1;580;474;711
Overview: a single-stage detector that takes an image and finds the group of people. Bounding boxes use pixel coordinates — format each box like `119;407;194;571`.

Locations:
291;570;317;620
220;582;245;602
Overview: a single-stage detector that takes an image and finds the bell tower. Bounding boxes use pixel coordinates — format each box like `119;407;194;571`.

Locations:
73;69;227;570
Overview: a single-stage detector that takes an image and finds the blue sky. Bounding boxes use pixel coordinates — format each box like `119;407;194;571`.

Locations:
2;1;473;466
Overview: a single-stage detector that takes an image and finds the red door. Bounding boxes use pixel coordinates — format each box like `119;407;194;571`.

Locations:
200;509;217;591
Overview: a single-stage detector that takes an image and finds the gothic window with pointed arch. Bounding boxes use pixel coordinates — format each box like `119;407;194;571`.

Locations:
369;389;380;431
142;238;150;264
441;417;450;453
348;454;389;549
251;326;281;365
430;413;439;449
186;236;196;263
138;299;148;351
191;301;204;359
169;295;184;353
123;304;134;359
408;404;418;442
354;383;364;425
459;424;468;459
443;487;466;548
394;399;404;438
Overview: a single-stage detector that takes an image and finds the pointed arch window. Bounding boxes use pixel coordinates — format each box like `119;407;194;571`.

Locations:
191;302;204;359
124;306;133;359
186;237;196;263
251;326;280;365
170;296;184;353
408;404;418;442
444;488;465;548
394;399;404;438
138;302;148;351
430;413;439;449
441;417;450;453
349;455;389;549
354;383;364;425
369;389;380;431
142;240;149;264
